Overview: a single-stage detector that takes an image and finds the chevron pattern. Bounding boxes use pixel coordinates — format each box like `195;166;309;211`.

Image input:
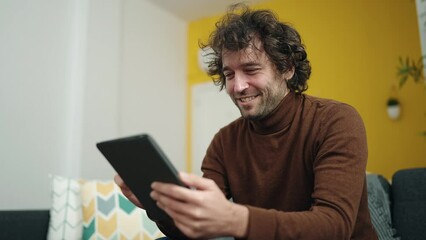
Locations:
80;180;164;240
47;175;83;240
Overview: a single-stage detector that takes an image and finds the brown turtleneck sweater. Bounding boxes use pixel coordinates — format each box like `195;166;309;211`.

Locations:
157;92;378;239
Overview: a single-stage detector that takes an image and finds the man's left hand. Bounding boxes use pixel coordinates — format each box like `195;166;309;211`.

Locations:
150;172;248;239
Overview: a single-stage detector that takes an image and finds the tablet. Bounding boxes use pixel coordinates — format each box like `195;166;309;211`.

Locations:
96;133;184;221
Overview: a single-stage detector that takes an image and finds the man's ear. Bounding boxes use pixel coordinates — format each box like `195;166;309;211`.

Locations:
283;66;295;81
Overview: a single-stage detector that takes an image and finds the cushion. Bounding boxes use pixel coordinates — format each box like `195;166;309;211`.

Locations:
366;174;399;240
80;179;164;240
47;175;83;240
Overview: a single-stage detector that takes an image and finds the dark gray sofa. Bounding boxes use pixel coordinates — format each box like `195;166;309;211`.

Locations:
0;210;49;239
1;168;425;240
366;168;426;240
390;168;426;239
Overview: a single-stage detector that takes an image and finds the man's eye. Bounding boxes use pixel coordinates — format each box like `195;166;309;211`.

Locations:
246;69;259;75
224;73;234;80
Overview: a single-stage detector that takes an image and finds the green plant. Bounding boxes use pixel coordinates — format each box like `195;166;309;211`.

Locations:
397;56;425;88
395;56;426;136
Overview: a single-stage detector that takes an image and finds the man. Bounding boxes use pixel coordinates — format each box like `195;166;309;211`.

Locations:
116;4;378;240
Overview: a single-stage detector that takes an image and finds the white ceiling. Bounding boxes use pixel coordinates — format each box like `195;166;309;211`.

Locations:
144;0;267;21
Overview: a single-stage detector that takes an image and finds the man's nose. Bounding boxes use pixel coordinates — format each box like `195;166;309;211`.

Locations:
233;73;249;92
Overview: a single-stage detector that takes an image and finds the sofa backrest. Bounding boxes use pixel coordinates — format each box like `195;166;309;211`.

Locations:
0;210;49;240
392;168;426;240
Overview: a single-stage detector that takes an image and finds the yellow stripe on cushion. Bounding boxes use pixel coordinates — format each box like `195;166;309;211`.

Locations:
97;213;117;238
120;233;143;240
143;232;155;240
117;210;142;238
119;233;127;240
80;181;96;205
83;198;95;223
132;233;142;240
96;181;115;197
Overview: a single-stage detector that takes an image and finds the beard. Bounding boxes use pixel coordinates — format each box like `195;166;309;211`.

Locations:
233;83;287;120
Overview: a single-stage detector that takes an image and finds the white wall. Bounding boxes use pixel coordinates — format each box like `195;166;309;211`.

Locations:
0;0;78;210
118;0;187;172
79;0;123;180
0;0;187;210
191;83;240;176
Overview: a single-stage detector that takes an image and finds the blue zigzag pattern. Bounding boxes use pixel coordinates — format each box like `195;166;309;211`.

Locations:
81;181;164;240
97;195;116;216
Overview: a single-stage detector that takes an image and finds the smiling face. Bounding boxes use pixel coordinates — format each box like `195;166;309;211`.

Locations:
223;41;294;120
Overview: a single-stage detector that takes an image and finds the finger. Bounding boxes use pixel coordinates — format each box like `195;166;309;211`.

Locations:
151;186;210;217
154;200;204;238
114;174;131;195
153;194;207;235
179;172;218;191
124;192;144;209
151;190;196;216
114;174;126;188
152;182;198;204
174;220;204;240
171;211;214;240
114;174;144;208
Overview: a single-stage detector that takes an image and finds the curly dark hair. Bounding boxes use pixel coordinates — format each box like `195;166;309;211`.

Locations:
200;4;311;93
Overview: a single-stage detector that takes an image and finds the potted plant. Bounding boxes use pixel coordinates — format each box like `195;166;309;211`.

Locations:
386;97;400;120
395;56;425;132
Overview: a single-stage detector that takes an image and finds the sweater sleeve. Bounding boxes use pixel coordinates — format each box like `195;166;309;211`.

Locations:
242;104;371;239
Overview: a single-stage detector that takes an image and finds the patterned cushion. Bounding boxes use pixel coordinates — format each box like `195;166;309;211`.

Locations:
47;175;83;240
80;179;164;240
366;174;400;240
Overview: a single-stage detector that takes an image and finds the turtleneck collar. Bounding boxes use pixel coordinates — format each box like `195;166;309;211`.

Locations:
248;91;300;135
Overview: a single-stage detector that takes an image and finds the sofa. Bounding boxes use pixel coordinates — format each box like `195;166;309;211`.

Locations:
0;175;166;240
366;168;426;240
0;168;425;240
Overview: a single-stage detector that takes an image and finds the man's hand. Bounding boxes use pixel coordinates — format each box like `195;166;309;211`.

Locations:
114;174;144;209
150;172;249;239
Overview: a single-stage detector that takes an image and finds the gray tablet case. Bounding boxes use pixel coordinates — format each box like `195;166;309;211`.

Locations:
96;134;183;221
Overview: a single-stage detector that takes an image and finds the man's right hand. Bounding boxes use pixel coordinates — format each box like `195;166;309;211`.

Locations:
114;174;144;209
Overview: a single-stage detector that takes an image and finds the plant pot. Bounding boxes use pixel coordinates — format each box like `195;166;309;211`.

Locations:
387;104;400;120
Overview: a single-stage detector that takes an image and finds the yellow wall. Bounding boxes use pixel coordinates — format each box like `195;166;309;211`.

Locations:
187;0;426;179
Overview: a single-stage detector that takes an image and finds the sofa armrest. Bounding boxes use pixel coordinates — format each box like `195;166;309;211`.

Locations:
0;209;50;240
